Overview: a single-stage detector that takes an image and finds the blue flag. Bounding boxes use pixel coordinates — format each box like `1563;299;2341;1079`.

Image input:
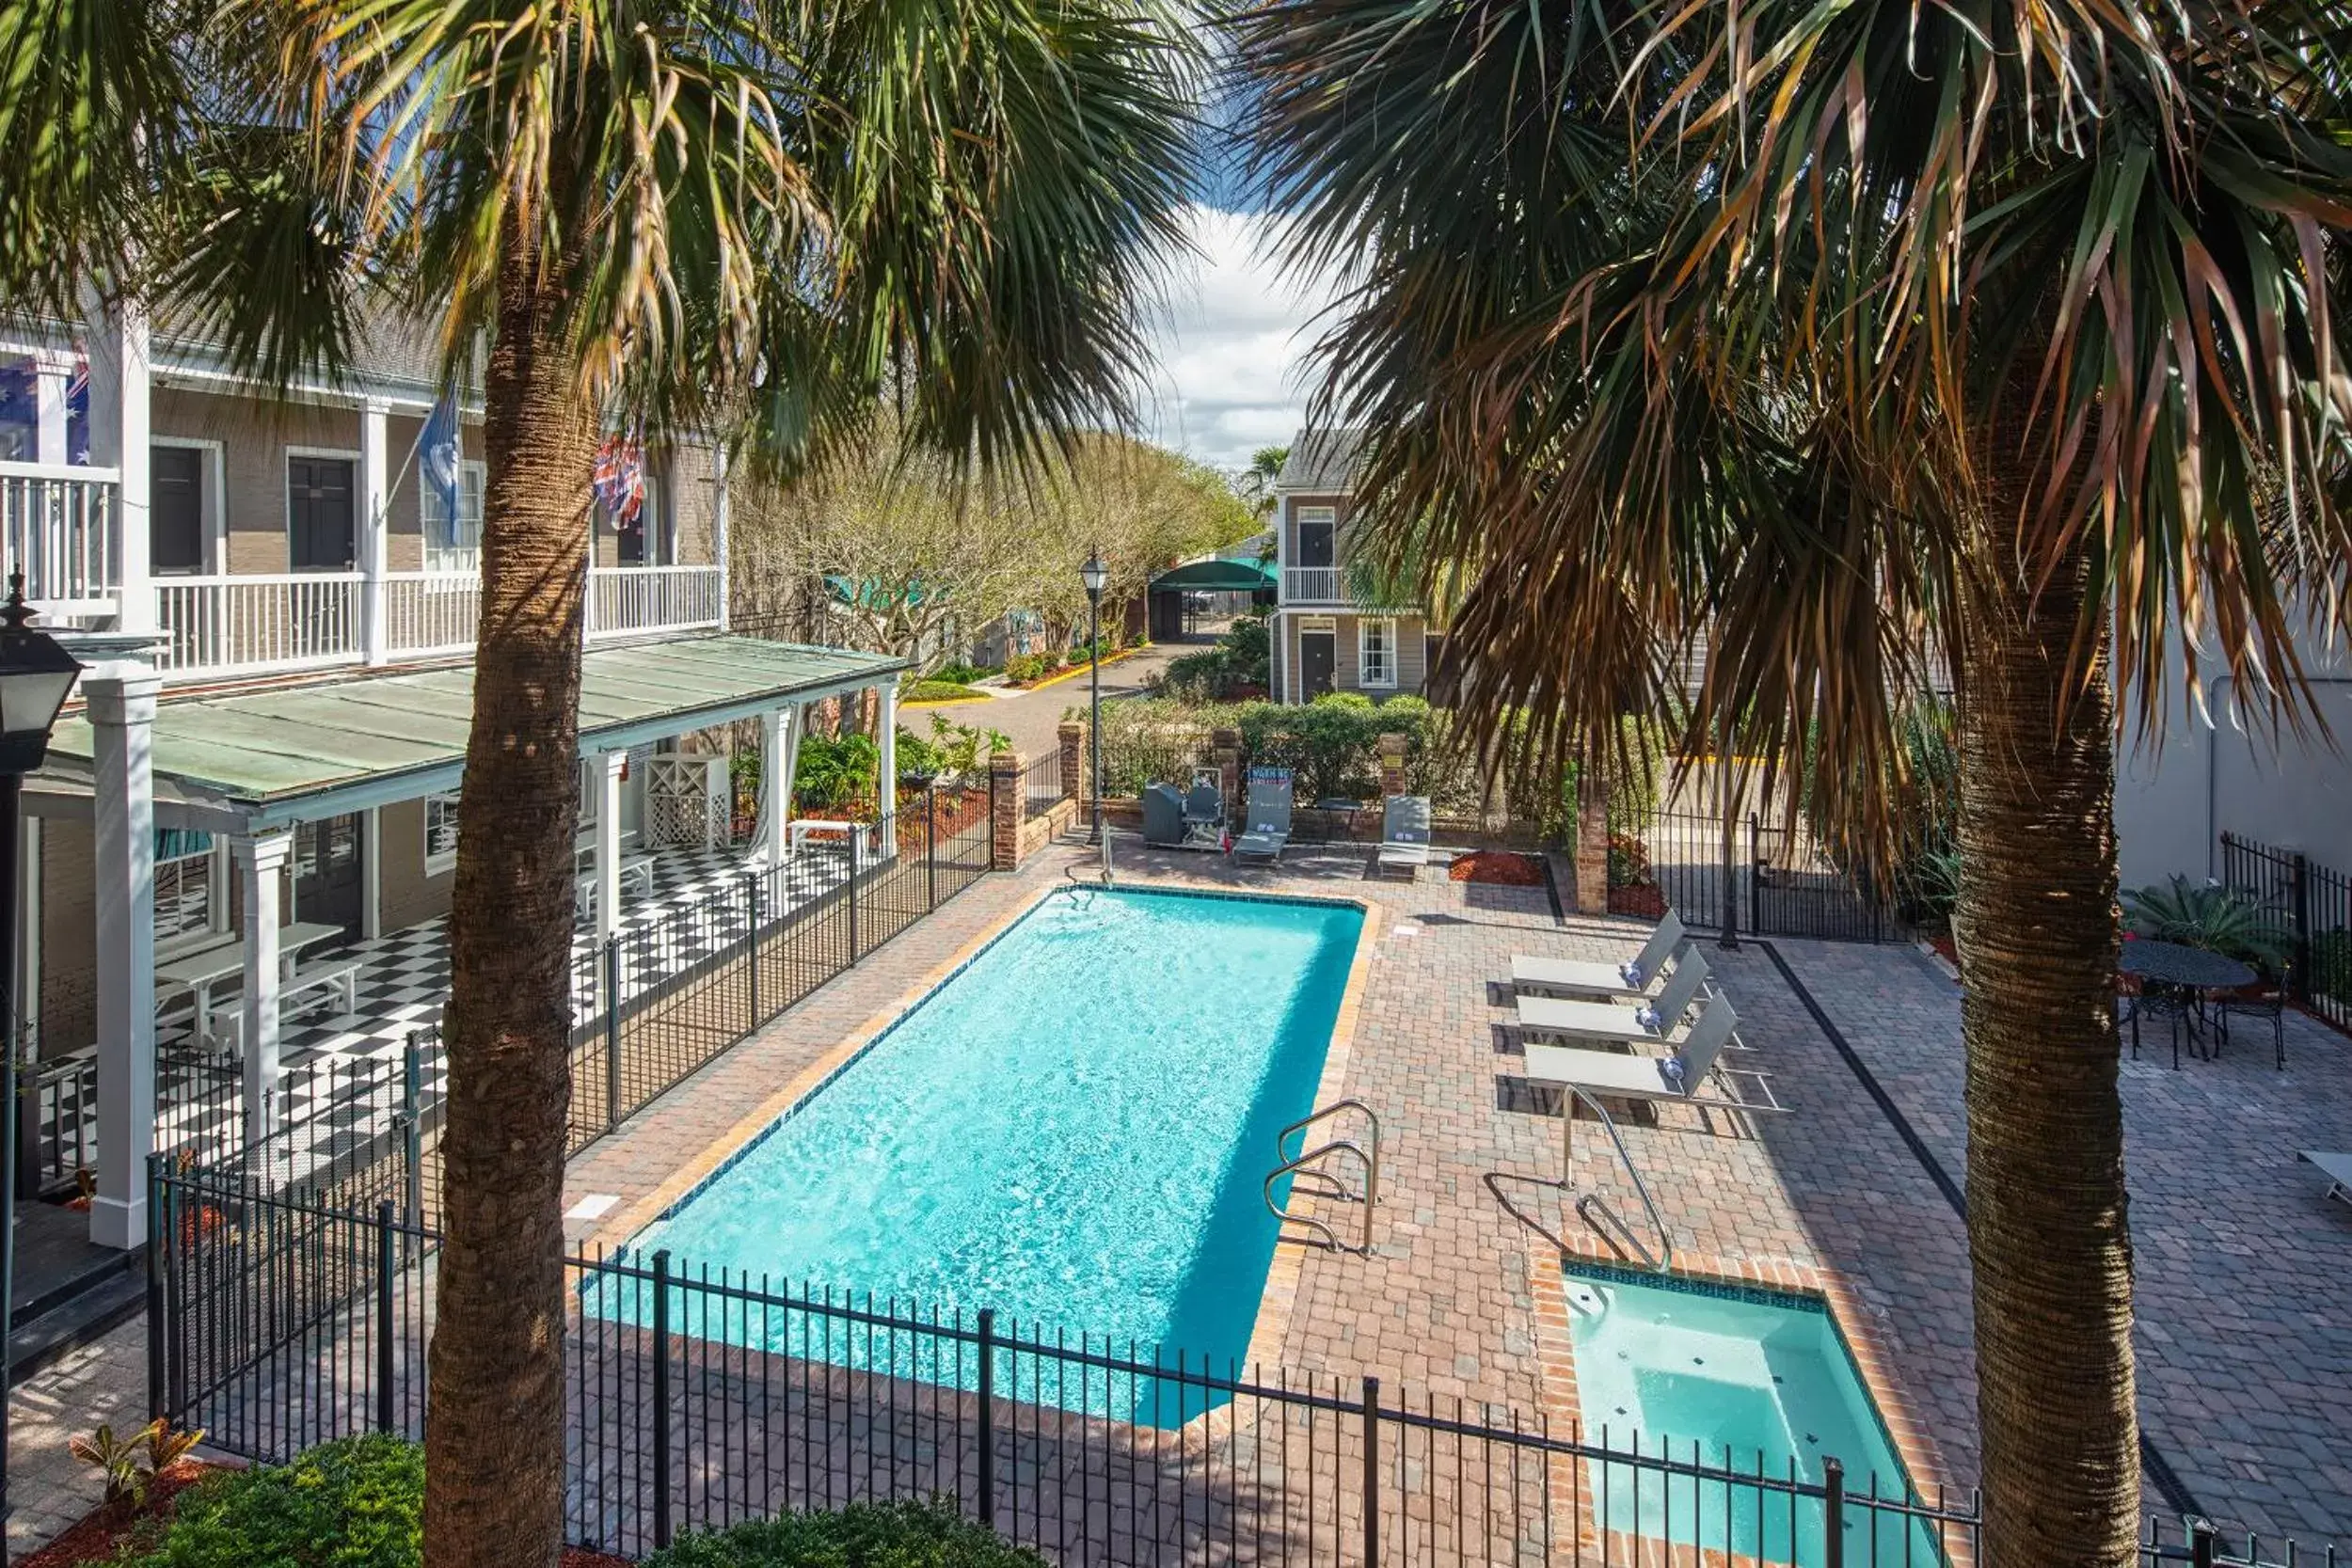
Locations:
420;392;462;548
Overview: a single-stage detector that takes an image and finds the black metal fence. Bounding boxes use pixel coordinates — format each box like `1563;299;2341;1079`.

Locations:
1615;812;1897;944
1020;752;1067;821
194;782;997;1232
1095;736;1216;800
2218;832;2352;1032
152;1176;1989;1567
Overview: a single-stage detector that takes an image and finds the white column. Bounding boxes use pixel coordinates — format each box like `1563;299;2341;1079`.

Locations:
712;445;731;632
359;397;391;665
233;830;293;1155
758;706;795;867
84;299;153;630
596;750;626;942
31;351;72;466
875;682;898;860
87;670;161;1249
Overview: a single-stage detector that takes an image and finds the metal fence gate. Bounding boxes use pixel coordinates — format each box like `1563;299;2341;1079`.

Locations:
1620;811;1898;944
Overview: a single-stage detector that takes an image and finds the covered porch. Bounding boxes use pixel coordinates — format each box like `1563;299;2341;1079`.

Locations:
26;633;908;1247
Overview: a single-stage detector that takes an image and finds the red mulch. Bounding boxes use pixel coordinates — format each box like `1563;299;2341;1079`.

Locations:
564;1550;633;1568
21;1460;217;1568
1450;850;1544;887
1928;933;1959;966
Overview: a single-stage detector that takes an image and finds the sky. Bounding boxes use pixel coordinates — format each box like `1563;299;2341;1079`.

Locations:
1133;198;1343;474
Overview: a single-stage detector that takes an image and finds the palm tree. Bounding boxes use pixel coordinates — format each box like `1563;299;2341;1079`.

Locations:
7;1;1192;1562
1239;442;1290;517
1239;0;2349;1560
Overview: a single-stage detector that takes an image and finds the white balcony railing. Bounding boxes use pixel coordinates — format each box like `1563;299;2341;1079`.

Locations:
587;563;724;642
1;461;120;606
383;571;482;658
155;573;367;678
1282;565;1343;603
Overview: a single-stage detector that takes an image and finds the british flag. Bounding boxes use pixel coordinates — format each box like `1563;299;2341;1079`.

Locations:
592;435;644;528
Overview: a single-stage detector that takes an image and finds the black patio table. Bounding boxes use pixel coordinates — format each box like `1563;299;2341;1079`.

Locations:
2119;940;2257;1066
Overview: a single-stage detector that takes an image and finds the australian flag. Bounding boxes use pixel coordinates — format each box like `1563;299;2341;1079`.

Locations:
420;391;462;549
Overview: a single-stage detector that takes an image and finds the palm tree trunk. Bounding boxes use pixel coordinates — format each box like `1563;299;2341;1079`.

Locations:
424;223;599;1568
1955;535;2138;1566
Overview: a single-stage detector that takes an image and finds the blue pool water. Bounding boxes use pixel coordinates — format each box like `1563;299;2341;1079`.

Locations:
607;888;1361;1400
1565;1270;1938;1566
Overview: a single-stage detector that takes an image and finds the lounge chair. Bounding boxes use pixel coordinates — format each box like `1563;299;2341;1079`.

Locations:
1181;772;1227;850
1515;999;1778;1164
1234;768;1295;863
2302;1151;2352;1209
1377;796;1432;878
1516;950;1714;1047
1512;912;1689;1001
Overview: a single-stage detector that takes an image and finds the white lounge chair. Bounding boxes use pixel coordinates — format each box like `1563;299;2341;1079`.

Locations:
1234;768;1295;863
1512;912;1688;1001
1377;796;1432;878
2303;1151;2352;1209
1516;999;1777;1164
1516;950;1714;1046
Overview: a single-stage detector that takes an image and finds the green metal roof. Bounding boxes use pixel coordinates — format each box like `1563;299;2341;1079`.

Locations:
1149;558;1278;594
44;635;904;827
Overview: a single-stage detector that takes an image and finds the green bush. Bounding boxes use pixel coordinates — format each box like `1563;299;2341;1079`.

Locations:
1147;610;1270;701
796;733;880;810
1003;653;1051;685
2311;928;2352;1001
2122;876;2293;969
643;1500;1047;1567
930;661;996;686
127;1434;421;1568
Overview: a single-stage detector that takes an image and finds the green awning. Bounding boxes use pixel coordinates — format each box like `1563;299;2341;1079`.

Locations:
43;634;906;828
1150;558;1277;594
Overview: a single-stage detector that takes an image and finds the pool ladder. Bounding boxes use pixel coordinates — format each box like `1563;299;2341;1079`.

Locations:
1264;1099;1380;1253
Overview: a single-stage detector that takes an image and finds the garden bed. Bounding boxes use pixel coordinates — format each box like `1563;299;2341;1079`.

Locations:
21;1460;215;1568
1450;849;1544;886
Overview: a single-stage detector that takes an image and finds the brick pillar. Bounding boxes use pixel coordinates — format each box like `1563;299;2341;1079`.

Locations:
1058;720;1085;802
1575;743;1610;915
1211;727;1241;825
990;749;1024;869
1376;732;1408;798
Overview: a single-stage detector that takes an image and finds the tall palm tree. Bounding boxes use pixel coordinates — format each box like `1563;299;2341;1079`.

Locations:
6;1;1193;1562
1239;0;2349;1560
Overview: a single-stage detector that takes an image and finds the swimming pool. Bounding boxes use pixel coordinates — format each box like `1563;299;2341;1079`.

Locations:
1565;1268;1939;1566
604;887;1362;1400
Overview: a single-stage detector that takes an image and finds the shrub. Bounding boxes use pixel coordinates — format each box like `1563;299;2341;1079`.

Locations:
126;1434;421;1568
643;1500;1047;1567
795;733;880;811
930;661;996;686
1608;831;1655;888
1003;653;1051;685
2122;877;2293;969
2311;928;2352;1001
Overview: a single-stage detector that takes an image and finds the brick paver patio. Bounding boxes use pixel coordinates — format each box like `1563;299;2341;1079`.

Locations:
22;833;2347;1560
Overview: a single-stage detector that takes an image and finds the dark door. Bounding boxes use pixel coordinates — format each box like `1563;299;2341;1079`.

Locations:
151;446;205;573
1299;631;1337;701
287;455;356;570
294;814;364;940
1295;516;1335;568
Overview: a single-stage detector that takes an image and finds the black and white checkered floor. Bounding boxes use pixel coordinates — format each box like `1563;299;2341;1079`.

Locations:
52;843;851;1176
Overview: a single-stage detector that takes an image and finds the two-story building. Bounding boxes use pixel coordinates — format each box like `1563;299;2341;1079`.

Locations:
1268;430;1435;703
2;303;904;1249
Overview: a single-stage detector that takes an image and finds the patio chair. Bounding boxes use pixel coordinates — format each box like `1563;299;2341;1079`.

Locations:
1377;796;1433;878
2123;982;2200;1070
1515;999;1782;1164
2217;983;2288;1069
1512;912;1689;1001
1234;769;1295;863
1181;771;1227;850
2301;1151;2352;1210
1515;950;1714;1047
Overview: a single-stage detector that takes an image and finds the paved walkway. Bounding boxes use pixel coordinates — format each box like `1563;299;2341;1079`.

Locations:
930;638;1197;763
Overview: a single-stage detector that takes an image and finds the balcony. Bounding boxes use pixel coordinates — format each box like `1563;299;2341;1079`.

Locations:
587;564;724;643
1283;565;1343;603
2;461;121;611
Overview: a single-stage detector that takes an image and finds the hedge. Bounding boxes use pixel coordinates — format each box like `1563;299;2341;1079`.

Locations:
642;1500;1048;1567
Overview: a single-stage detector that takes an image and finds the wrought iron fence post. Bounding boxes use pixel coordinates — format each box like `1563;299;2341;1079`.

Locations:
1718;811;1741;949
2291;851;2312;1003
977;1307;996;1529
603;938;624;1132
748;873;764;1023
1361;1375;1380;1568
401;1033;424;1233
374;1201;397;1433
849;846;862;963
163;1176;185;1420
144;1155;165;1420
927;788;939;911
652;1248;674;1548
1822;1455;1845;1568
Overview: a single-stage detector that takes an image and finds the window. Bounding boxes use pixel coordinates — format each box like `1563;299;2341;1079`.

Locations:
421;460;485;575
606;469;669;565
424;793;461;874
155;831;217;946
1359;618;1397;689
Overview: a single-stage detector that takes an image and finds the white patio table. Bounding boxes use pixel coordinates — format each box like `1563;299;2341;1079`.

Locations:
154;922;346;1042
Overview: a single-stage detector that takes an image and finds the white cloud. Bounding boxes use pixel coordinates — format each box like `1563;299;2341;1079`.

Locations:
1135;205;1343;472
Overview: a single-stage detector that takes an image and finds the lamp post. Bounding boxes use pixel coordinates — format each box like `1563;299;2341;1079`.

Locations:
1079;550;1108;846
0;573;85;1548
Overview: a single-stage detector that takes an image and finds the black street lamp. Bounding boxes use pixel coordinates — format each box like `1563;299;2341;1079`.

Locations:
0;573;85;1547
1079;550;1108;846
